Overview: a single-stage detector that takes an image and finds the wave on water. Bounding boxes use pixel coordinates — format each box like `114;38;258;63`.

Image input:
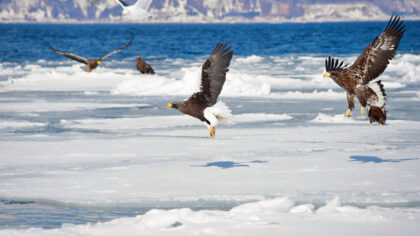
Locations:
0;54;418;100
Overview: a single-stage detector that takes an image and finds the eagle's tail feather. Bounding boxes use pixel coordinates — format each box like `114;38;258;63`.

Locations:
367;80;387;125
211;101;233;124
203;101;233;127
368;106;387;125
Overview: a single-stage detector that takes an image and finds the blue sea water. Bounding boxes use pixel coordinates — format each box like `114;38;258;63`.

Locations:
0;21;420;230
1;21;420;63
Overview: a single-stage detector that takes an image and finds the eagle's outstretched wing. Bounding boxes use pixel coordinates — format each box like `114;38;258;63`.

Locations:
116;0;130;7
325;56;348;73
348;15;405;84
135;0;154;10
199;42;234;106
99;37;133;61
89;0;102;6
49;45;89;65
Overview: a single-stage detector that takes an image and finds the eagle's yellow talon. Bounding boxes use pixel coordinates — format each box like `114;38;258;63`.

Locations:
210;126;215;138
361;107;365;116
345;109;352;118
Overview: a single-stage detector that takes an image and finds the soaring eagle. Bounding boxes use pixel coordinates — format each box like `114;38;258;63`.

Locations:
167;42;234;138
136;55;155;75
323;15;405;125
49;38;133;72
116;0;154;20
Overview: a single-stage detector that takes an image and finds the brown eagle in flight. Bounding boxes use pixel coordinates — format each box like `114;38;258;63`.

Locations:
323;15;405;125
167;42;234;138
49;38;133;72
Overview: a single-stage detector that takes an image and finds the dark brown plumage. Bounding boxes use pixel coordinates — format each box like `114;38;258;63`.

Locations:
323;15;405;125
49;38;133;72
136;55;155;75
167;42;234;137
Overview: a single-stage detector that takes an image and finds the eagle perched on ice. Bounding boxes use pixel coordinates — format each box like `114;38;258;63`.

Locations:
167;42;234;138
323;15;406;125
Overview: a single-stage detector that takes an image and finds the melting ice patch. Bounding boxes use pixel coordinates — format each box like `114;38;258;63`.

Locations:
310;113;366;124
0;102;150;113
0;121;46;129
61;113;293;131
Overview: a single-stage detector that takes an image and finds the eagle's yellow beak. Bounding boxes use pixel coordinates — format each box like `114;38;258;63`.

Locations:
97;61;101;65
323;72;330;78
123;13;126;16
167;103;173;108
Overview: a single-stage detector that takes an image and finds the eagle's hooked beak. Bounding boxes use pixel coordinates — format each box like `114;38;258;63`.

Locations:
97;61;101;65
323;72;330;78
167;103;173;108
123;13;126;16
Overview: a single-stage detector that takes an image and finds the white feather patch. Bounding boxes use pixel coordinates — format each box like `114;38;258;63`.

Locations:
80;66;90;72
203;101;233;127
368;82;385;107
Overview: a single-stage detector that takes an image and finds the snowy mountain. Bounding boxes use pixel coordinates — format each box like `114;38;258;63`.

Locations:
0;0;419;23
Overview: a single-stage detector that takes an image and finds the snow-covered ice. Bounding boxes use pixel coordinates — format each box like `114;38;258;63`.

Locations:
0;54;419;235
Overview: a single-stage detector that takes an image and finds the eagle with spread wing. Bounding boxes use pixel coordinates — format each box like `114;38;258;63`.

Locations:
167;42;234;138
49;37;133;72
323;15;406;125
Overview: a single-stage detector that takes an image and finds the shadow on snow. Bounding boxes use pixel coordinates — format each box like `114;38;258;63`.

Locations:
193;160;267;169
350;155;419;164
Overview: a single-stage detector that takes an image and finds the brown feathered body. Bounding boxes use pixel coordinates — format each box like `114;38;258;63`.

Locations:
324;15;405;125
171;94;209;124
136;56;155;74
85;60;101;72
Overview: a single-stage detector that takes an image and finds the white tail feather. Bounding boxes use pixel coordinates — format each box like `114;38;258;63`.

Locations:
80;66;91;72
203;101;233;127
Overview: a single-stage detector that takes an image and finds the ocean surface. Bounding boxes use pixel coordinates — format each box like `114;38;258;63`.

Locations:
1;22;420;62
0;22;420;233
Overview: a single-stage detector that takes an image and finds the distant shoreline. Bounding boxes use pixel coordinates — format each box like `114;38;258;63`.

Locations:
1;18;420;24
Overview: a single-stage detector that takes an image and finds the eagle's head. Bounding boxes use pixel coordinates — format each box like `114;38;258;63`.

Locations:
323;71;339;79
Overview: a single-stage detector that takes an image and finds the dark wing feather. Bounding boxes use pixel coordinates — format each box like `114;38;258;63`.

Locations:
49;45;89;65
117;0;129;7
99;37;133;60
348;15;406;84
200;42;234;106
325;56;348;72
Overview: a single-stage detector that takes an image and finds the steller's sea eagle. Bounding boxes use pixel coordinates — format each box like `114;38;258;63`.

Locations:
167;42;234;138
49;38;133;72
116;0;154;20
136;55;155;75
323;15;406;125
